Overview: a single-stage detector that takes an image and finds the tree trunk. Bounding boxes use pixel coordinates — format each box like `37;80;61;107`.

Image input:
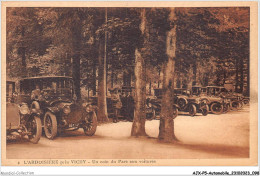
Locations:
20;27;27;77
97;35;109;123
158;69;161;88
240;58;244;93
193;58;197;86
111;68;114;88
92;61;97;95
158;59;177;142
246;57;250;96
149;79;152;95
235;58;239;92
131;49;147;137
131;8;147;137
158;9;177;142
72;54;81;101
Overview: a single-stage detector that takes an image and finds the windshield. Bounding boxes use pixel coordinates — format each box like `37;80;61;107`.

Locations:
20;77;74;97
192;87;201;95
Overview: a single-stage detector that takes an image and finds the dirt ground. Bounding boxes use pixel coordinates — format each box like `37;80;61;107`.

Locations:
6;106;249;159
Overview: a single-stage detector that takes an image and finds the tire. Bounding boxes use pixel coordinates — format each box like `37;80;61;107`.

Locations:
178;98;188;110
211;103;223;114
231;101;239;110
223;104;230;114
243;99;250;105
189;104;196;117
44;112;58;140
83;112;98;136
201;104;209;116
27;116;42;144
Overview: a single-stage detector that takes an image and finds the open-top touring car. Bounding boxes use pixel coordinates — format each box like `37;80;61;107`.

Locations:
19;76;97;140
6;80;42;144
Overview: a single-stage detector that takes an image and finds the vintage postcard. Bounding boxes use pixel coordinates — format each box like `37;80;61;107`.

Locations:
1;1;258;167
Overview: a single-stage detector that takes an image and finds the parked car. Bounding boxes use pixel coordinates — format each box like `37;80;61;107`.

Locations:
174;88;209;116
6;80;42;144
19;76;97;140
193;86;230;114
217;86;246;110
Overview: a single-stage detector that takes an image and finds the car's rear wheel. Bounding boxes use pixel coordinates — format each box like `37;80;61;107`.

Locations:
83;112;97;136
211;103;223;114
27;116;42;144
231;101;239;110
243;99;250;105
201;104;209;116
44;112;58;140
189;104;196;117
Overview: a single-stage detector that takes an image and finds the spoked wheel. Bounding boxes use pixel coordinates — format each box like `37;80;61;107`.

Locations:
83;112;97;136
189;104;197;117
223;104;231;114
231;101;239;110
211;103;223;114
201;104;209;116
44;112;58;140
27;116;42;144
243;99;250;105
178;98;188;110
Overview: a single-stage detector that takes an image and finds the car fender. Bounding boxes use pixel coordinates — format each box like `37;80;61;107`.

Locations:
46;107;60;114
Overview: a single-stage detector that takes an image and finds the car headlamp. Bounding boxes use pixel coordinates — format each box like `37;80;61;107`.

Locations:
20;104;30;115
63;105;71;114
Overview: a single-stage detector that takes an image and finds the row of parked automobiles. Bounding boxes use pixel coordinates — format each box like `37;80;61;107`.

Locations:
149;86;249;118
6;76;250;144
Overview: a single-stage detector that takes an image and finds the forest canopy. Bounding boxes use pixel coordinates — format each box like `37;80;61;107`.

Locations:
6;7;250;96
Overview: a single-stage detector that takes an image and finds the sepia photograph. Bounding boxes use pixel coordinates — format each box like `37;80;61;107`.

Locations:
1;1;258;169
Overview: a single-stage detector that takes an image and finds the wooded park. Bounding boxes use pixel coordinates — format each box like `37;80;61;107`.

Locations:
6;7;250;142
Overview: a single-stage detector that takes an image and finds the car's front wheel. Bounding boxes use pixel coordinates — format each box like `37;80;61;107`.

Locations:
44;112;58;140
211;103;223;114
83;112;97;136
189;104;197;117
27;116;42;144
